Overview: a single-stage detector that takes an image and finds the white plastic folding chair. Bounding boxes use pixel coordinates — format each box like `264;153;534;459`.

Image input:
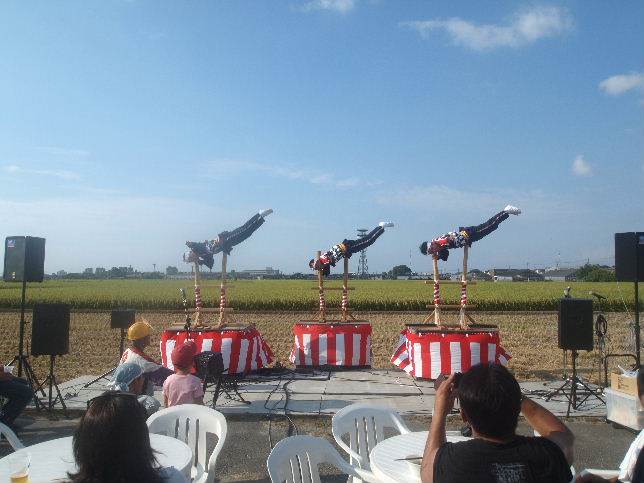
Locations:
147;404;227;483
332;402;410;480
0;422;24;450
579;469;620;479
267;435;379;483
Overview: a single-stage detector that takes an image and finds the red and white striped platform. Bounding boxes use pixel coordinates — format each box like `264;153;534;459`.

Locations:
289;322;372;368
161;328;274;375
391;328;511;379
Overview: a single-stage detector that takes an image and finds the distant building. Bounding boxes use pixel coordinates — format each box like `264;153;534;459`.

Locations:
238;267;281;279
83;267;93;275
543;268;577;282
95;267;106;275
56;270;67;277
487;268;544;281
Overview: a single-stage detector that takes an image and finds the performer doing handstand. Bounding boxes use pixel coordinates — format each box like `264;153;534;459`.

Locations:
309;221;394;276
420;205;521;261
185;209;273;268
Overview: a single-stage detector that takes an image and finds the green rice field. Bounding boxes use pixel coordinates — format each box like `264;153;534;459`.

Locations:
0;279;636;311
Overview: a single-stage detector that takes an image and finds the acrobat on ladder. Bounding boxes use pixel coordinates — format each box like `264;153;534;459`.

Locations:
184;209;273;328
419;205;521;329
308;221;394;322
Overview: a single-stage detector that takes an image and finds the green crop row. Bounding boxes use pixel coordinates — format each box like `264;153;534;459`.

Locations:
0;279;637;312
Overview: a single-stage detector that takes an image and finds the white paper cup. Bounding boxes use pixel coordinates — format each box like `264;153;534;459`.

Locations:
8;452;30;482
4;365;15;374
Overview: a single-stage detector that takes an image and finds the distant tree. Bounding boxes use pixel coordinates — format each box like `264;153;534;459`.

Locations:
389;265;412;278
576;263;615;282
166;266;179;275
108;266;127;278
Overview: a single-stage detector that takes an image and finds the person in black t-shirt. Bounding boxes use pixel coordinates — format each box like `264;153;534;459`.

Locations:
421;363;574;483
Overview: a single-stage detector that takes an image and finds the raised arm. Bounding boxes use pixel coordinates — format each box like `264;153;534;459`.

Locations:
421;373;458;483
522;397;575;465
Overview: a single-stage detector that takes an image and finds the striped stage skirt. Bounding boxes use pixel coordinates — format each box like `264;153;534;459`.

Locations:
289;322;372;368
391;328;511;379
161;328;274;375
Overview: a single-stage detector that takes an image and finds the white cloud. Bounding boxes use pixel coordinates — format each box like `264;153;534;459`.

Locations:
571;155;592;177
1;164;81;181
599;72;644;96
402;6;572;51
300;0;356;14
206;159;381;189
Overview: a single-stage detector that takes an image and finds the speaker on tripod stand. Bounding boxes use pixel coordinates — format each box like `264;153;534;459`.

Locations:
31;303;70;411
4;236;47;410
547;298;604;416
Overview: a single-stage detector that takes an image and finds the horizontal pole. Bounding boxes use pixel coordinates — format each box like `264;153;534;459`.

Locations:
424;280;477;285
310;287;355;291
425;304;477;310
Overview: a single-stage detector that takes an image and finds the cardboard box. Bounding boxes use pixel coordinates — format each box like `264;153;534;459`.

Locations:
611;372;639;396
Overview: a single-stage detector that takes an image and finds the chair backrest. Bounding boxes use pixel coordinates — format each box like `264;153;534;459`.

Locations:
332;403;411;469
0;422;24;450
147;404;227;477
267;435;376;483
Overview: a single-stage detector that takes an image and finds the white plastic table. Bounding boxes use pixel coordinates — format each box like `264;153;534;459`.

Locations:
0;433;192;482
369;431;471;483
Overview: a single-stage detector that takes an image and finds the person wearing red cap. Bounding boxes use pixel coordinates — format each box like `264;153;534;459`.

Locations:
162;341;204;407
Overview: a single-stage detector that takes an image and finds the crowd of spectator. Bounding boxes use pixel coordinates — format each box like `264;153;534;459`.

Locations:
3;318;644;482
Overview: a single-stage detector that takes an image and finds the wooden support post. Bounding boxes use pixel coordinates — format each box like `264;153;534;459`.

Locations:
433;256;441;327
218;252;228;328
317;251;326;322
193;262;203;327
460;245;470;328
341;257;349;322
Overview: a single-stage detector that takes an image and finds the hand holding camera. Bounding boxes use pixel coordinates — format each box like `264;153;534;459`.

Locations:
433;372;462;416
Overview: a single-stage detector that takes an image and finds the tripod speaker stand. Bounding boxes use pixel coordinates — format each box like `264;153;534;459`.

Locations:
546;349;604;416
546;298;604;416
83;309;135;388
31;303;70;412
4;236;48;411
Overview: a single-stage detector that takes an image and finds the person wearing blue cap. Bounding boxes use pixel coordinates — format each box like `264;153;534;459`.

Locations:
108;362;161;416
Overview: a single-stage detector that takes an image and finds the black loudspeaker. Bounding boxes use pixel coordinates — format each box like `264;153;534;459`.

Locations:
3;236;46;282
558;298;593;351
31;303;70;356
195;351;225;380
615;232;644;282
111;309;136;329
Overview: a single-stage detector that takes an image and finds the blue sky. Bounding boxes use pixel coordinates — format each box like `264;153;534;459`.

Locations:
0;1;642;274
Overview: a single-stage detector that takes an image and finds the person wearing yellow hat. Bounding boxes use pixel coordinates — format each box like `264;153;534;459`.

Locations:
119;318;172;394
